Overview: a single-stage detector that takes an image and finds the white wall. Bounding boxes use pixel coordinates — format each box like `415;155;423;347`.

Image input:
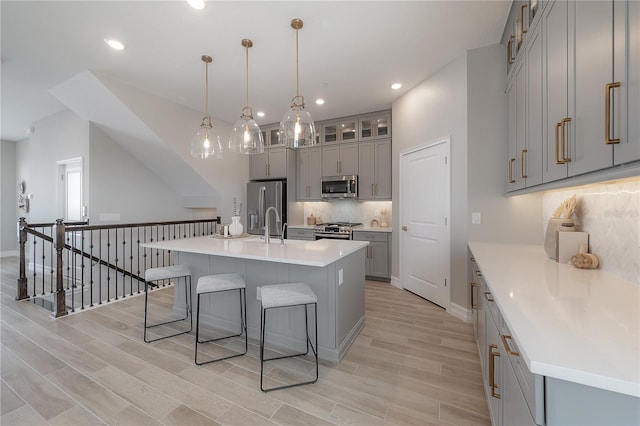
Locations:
15;109;90;223
467;45;543;245
392;53;469;308
88;124;202;223
1;140;18;254
392;44;543;310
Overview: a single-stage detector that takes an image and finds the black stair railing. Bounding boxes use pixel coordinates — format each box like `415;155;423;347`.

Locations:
16;216;220;317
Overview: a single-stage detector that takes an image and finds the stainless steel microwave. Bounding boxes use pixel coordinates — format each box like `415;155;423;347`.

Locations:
321;175;358;199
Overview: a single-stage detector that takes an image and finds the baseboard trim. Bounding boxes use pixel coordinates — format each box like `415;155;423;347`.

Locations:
390;275;402;289
448;302;472;323
0;250;18;258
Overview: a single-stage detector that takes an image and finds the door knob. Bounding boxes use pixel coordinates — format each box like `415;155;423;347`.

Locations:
401;226;407;231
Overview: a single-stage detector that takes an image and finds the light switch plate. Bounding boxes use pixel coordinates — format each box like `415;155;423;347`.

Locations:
472;212;482;225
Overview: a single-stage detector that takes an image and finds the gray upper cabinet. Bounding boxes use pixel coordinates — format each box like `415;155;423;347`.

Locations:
525;23;543;187
542;0;570;183
296;147;322;200
249;148;287;180
322;118;358;144
617;0;639;165
322;144;358;176
507;60;526;191
570;0;636;175
358;112;391;141
359;139;391;200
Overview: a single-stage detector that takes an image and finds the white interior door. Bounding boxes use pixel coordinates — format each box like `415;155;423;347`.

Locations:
400;138;450;308
57;158;83;221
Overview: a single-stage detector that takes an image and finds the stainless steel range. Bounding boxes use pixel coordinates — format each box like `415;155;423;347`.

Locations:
313;222;362;240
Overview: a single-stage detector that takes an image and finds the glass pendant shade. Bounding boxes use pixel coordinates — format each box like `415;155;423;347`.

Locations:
280;19;316;149
229;39;264;155
191;54;222;159
280;103;316;148
229;111;264;154
191;117;223;159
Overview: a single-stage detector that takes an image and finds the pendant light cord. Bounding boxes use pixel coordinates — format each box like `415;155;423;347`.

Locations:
205;60;209;118
245;44;250;108
295;27;300;98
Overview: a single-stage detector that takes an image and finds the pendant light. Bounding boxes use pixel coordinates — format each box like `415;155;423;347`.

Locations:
229;39;264;154
279;18;316;148
191;55;223;159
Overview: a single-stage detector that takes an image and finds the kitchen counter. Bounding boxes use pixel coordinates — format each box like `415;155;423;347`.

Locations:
468;242;639;398
142;235;368;267
354;226;392;233
142;236;368;362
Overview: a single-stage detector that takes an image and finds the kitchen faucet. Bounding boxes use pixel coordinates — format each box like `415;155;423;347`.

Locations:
264;206;282;244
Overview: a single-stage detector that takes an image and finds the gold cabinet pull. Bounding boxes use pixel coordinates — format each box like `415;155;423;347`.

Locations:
561;117;572;162
471;282;479;309
476;270;482;277
555;122;564;164
501;334;520;356
371;184;375;196
489;344;501;399
521;4;528;34
507;35;515;65
605;82;621;144
484;291;494;302
508;158;516;183
521;149;528;178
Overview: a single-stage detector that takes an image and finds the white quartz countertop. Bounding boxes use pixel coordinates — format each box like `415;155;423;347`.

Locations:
142;235;369;267
468;242;639;398
353;226;392;233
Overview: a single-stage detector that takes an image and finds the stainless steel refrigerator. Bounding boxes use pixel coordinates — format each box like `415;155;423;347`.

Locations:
246;180;286;237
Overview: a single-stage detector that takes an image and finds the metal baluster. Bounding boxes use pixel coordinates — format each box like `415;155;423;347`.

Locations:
89;230;94;307
70;230;75;313
106;229;111;302
49;227;54;295
114;229;119;300
99;229;102;304
129;227;134;296
41;227;45;296
121;228;126;298
32;233;37;297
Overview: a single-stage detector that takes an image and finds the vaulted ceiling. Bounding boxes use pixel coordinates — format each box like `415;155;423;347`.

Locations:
1;1;510;142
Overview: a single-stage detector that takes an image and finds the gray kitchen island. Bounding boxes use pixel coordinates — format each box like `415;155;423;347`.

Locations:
142;236;369;362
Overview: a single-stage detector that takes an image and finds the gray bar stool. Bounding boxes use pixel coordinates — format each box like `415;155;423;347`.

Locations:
195;273;247;365
143;265;192;343
259;283;318;392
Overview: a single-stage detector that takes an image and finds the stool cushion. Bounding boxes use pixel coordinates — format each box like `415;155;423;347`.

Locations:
261;283;317;309
197;273;246;294
145;265;191;282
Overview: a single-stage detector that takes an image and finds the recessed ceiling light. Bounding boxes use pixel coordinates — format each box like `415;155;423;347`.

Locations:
256;111;265;118
104;38;125;50
391;83;402;90
315;99;325;105
187;0;206;10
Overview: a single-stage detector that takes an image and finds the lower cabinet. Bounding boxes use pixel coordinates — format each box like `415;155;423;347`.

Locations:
286;228;315;241
469;251;638;426
352;231;390;281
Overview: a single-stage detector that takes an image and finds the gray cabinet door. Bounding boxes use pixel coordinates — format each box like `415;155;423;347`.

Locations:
296;149;311;200
307;147;322;200
503;359;536;426
267;148;287;179
298;148;322;200
485;295;502;426
507;60;526;191
374;139;392;199
322;145;340;176
368;242;389;279
615;0;640;165
525;24;543;187
339;144;359;175
543;0;570;183
357;143;375;200
570;0;615;176
249;152;269;180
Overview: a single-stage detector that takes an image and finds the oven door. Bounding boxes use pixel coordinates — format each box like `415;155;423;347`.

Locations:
314;232;351;240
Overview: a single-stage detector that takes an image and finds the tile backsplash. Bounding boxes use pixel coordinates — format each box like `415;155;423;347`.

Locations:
302;200;392;227
542;179;640;283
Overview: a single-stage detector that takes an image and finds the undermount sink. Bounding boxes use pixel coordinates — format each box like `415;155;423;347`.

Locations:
244;237;308;245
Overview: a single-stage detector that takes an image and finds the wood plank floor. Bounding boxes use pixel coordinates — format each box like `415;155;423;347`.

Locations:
0;256;490;426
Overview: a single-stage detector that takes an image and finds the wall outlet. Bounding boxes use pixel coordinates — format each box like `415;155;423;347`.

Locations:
472;212;482;225
338;269;343;285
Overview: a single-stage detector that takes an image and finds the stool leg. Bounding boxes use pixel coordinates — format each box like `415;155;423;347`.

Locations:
260;302;319;392
195;287;248;365
144;275;193;343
